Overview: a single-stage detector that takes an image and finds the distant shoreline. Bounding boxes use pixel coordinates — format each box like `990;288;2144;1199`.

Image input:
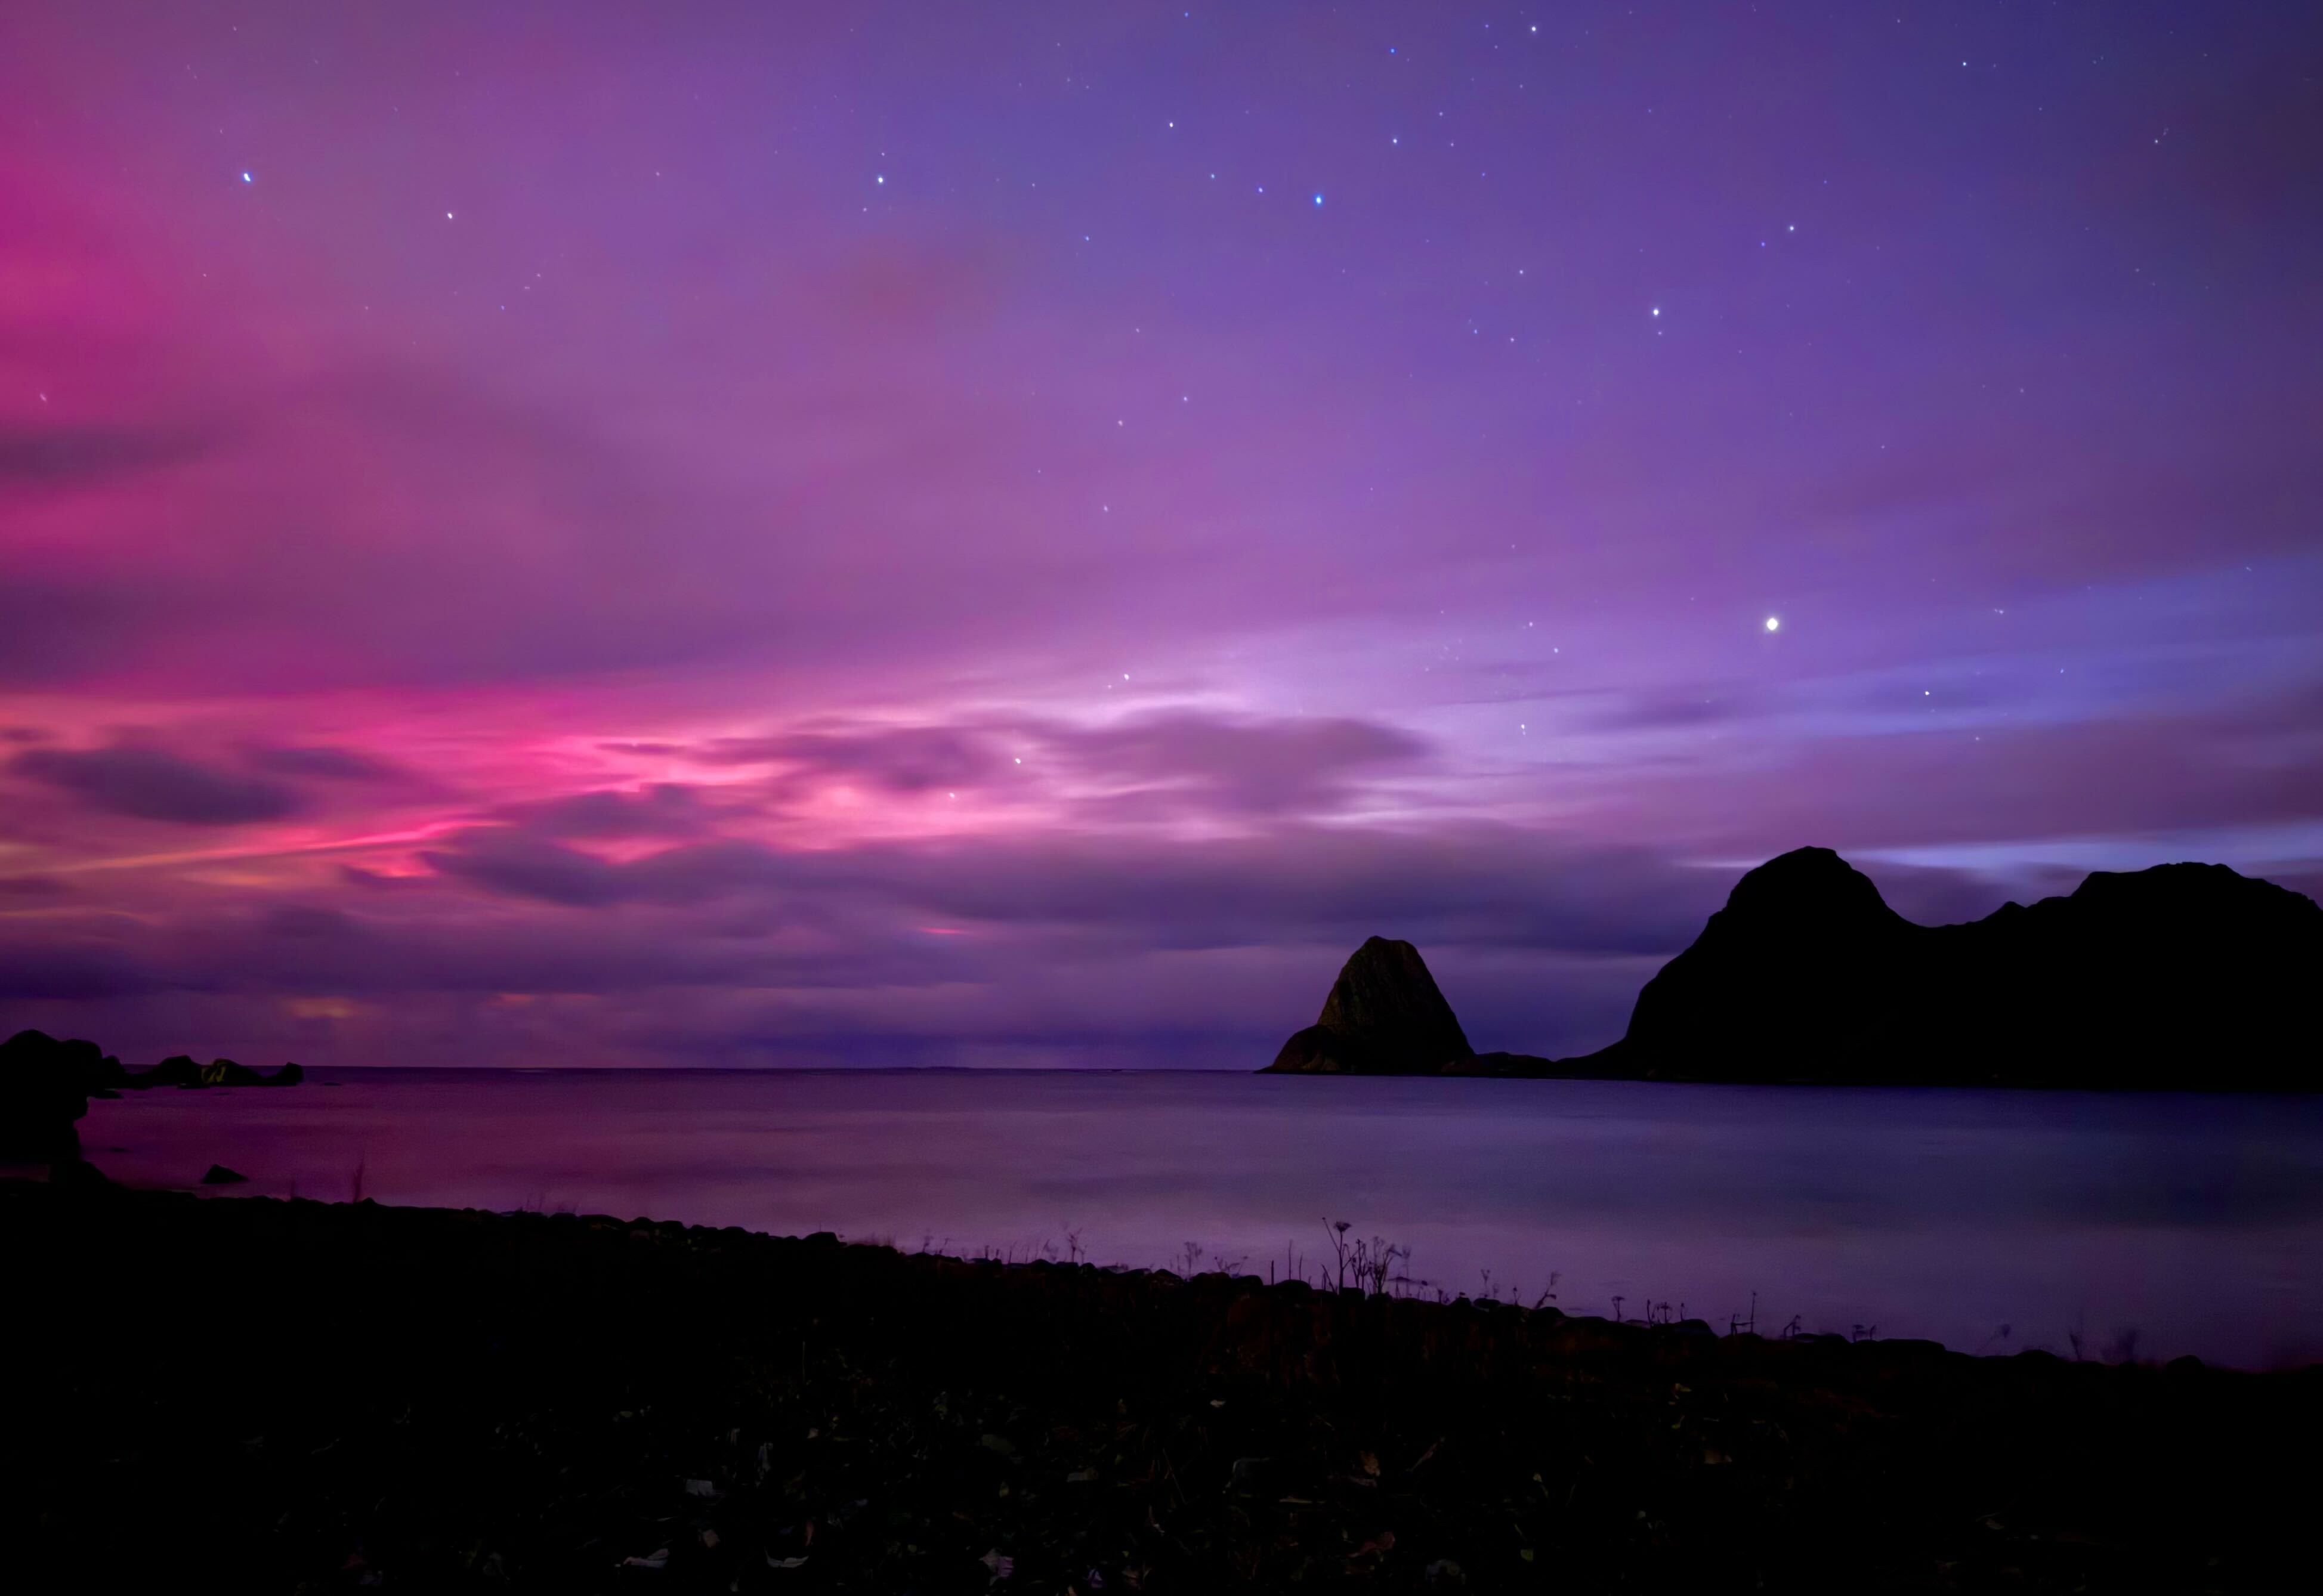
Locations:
90;1062;2323;1094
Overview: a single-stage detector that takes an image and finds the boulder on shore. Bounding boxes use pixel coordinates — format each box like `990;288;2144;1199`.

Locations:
48;1156;119;1193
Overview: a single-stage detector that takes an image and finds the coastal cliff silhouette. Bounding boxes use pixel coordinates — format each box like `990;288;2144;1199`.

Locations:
0;1031;304;1155
1263;847;2322;1088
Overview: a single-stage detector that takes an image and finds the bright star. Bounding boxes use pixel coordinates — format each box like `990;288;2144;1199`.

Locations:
1765;616;1781;632
240;171;253;184
875;174;885;185
1651;306;1661;317
1312;193;1324;206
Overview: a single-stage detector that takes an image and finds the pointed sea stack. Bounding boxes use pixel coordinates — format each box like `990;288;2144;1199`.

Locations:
1265;936;1476;1074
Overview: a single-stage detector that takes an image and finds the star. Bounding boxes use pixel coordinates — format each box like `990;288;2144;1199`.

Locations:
1764;616;1781;632
240;171;253;183
1312;193;1324;206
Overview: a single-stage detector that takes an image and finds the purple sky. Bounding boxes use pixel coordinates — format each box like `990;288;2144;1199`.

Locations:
4;2;2319;1068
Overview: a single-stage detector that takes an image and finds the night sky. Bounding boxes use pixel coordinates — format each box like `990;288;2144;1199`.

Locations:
4;3;2319;1068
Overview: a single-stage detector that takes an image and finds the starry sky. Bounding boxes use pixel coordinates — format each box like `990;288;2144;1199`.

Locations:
3;2;2319;1069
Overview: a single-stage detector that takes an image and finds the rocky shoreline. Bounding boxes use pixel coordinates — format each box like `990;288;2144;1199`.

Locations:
1;1027;302;1158
6;1176;2315;1591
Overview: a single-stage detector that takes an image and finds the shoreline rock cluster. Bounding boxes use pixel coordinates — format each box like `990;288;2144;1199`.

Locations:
0;1029;303;1156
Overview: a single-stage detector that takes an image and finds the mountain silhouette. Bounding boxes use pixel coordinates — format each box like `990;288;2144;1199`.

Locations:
1264;936;1478;1074
1261;848;2322;1088
1583;847;2322;1087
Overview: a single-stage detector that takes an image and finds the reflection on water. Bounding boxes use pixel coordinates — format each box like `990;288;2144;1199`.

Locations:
61;1068;2323;1368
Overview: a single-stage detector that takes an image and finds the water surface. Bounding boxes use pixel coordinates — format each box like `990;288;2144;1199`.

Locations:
59;1068;2323;1368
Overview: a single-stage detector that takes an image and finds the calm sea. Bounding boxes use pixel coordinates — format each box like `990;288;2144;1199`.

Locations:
49;1068;2323;1368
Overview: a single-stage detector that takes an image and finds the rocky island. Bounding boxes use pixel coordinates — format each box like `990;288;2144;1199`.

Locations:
1266;936;1478;1074
1265;848;2322;1088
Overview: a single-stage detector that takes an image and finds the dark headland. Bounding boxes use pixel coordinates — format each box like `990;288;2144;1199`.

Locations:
0;1028;302;1157
1264;847;2323;1088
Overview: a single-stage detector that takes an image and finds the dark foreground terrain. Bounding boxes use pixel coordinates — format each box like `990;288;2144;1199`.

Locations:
5;1178;2315;1592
